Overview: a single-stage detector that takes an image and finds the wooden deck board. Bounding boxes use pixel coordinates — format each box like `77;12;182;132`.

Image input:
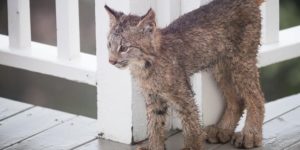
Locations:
74;130;180;150
0;106;75;149
6;116;99;150
285;141;300;150
0;97;33;121
74;139;134;150
165;132;221;150
263;107;300;149
214;107;300;150
0;93;299;150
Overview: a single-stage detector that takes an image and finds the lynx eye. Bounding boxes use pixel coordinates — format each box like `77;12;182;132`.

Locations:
119;46;128;53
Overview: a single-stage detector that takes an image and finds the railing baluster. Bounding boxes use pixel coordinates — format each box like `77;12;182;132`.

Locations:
181;0;200;14
261;0;279;44
7;0;31;49
155;0;181;27
55;0;80;60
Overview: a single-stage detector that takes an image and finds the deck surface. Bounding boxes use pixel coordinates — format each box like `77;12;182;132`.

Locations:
0;94;300;150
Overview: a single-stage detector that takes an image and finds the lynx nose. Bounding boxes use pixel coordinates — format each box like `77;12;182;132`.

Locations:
109;59;117;65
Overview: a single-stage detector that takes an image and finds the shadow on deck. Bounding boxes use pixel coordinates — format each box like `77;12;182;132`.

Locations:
0;94;299;150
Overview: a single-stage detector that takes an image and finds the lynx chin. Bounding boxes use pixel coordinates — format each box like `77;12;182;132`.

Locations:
105;0;265;149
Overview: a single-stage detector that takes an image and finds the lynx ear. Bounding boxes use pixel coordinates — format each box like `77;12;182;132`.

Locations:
137;8;156;33
104;5;123;27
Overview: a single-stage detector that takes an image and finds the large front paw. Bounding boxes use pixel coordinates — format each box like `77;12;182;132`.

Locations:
206;125;233;144
231;130;262;149
136;146;148;150
181;146;203;150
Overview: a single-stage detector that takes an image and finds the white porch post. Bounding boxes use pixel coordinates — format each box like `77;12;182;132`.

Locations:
7;0;31;49
96;0;150;144
55;0;80;60
261;0;279;44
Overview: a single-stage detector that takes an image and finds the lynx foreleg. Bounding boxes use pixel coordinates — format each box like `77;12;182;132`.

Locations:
166;79;205;150
140;93;168;150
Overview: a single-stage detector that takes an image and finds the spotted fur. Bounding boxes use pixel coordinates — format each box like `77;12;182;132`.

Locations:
105;0;265;149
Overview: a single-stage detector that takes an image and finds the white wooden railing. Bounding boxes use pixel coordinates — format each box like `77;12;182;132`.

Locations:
0;0;300;145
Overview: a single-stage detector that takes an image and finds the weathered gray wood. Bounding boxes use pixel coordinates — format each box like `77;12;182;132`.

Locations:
74;130;186;150
264;93;300;123
214;107;300;150
262;107;300;149
6;116;99;150
165;132;221;150
285;141;300;150
0;97;33;121
236;93;300;131
74;139;134;150
0;106;75;149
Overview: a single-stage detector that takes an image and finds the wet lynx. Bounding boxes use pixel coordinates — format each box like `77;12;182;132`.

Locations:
105;0;265;149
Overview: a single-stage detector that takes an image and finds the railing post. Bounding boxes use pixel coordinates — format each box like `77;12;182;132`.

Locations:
96;0;150;144
55;0;80;60
261;0;279;44
7;0;31;49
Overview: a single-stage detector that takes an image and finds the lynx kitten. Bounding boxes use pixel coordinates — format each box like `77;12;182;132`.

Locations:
105;0;265;149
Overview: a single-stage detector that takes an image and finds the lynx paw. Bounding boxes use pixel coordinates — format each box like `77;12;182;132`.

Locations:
206;125;233;144
136;146;148;150
231;131;262;149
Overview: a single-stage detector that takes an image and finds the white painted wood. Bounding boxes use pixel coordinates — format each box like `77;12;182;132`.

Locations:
55;0;80;60
7;0;31;49
261;0;279;44
258;25;300;67
0;35;97;86
200;0;212;6
200;72;224;126
180;0;201;15
155;0;181;27
96;0;150;144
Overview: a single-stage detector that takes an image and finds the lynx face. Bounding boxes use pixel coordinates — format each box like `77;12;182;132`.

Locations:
105;5;157;69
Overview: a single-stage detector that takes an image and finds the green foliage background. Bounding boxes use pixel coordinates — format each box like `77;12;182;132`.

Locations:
260;0;300;102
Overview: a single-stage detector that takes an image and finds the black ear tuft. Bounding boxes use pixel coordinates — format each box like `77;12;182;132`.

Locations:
137;8;156;33
104;5;123;27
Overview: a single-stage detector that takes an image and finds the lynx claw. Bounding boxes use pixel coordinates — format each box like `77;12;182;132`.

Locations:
231;131;262;149
206;125;233;144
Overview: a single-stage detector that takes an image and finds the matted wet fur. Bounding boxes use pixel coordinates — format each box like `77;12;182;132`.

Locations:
104;0;265;149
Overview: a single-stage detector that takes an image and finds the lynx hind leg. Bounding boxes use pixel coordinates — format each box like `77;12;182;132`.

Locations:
206;62;244;144
230;61;265;149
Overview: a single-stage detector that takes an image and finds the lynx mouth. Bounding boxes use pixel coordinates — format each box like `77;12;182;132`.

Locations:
115;61;129;69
